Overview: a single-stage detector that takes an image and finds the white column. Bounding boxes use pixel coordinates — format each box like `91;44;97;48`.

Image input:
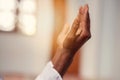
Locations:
108;0;120;79
99;0;116;78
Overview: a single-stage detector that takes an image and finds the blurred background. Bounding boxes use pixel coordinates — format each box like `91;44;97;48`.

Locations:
0;0;120;80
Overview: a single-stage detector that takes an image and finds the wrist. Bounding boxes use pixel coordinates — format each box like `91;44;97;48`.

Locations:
52;47;76;76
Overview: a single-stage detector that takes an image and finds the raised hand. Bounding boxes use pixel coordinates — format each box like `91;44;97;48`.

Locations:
53;4;91;76
58;4;91;53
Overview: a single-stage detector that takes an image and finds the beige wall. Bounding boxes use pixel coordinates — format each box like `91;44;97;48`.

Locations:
0;0;54;75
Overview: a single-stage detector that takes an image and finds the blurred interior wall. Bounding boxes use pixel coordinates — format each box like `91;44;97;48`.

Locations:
91;0;120;79
103;0;120;79
0;0;54;75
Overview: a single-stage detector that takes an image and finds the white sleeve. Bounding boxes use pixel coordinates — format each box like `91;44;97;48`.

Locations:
35;61;62;80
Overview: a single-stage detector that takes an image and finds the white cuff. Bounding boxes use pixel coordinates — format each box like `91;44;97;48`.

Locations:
35;61;62;80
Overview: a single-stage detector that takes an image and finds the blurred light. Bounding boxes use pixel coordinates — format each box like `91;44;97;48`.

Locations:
18;14;36;35
18;0;37;35
0;0;37;34
19;0;36;13
0;12;16;31
0;0;17;11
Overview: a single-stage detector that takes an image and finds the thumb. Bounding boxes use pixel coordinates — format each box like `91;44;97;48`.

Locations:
61;24;70;35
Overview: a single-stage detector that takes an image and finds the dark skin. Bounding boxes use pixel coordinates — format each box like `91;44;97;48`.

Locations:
52;4;91;77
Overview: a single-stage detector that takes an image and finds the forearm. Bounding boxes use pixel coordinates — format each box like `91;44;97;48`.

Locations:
52;47;76;77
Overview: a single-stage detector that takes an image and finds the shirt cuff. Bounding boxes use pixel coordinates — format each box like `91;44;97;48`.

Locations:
35;61;62;80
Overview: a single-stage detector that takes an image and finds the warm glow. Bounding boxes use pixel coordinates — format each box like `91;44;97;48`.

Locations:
18;14;36;35
0;12;15;31
0;0;16;11
19;0;36;13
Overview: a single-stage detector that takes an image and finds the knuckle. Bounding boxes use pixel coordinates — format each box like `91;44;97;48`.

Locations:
82;32;91;39
87;34;91;39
